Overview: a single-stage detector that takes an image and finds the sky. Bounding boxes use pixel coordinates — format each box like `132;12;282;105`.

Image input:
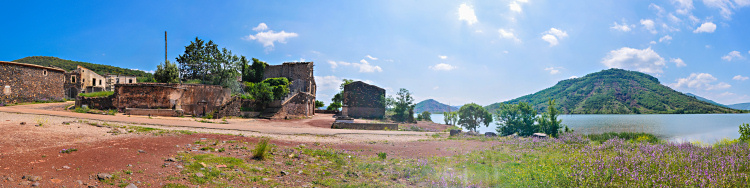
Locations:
2;0;749;106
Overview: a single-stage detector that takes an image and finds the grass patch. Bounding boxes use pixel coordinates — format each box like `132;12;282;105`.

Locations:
586;132;660;143
252;138;270;160
162;183;189;188
78;91;114;98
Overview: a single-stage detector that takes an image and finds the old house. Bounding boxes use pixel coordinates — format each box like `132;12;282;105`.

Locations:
260;62;317;119
343;81;385;119
105;75;137;91
75;65;107;93
0;61;65;104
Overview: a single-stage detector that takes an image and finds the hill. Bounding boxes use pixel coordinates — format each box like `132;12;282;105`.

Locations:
414;99;459;113
728;103;750;110
13;56;153;79
485;68;744;114
685;93;727;107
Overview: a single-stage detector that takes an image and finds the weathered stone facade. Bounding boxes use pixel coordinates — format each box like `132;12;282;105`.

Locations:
111;83;230;117
64;71;83;99
0;61;65;104
76;96;115;109
343;81;386;119
261;62;317;119
105;75;137;91
77;66;106;93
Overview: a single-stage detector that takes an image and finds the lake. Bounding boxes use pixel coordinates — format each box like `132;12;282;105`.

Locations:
430;113;750;144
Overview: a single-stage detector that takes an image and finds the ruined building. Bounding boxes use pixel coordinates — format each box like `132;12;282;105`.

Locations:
64;66;137;99
343;81;385;119
260;62;317;119
0;61;65;104
105;75;137;91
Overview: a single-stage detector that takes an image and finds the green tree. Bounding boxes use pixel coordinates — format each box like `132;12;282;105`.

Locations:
242;58;268;83
329;79;356;112
537;99;563;137
391;88;415;123
420;111;432;122
443;111;458;126
176;37;210;80
327;102;342;111
154;60;179;83
244;82;274;109
495;102;538;136
740;123;750;142
262;77;290;99
315;100;325;109
176;37;245;93
457;103;492;132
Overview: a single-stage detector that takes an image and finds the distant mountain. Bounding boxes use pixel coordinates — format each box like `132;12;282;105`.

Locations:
684;93;727;107
485;68;744;114
415;99;459;114
13;56;152;78
728;103;750;110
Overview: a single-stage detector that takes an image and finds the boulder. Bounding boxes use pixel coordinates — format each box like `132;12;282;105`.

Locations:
466;131;480;136
96;173;112;180
484;132;497;137
124;183;137;188
449;129;461;136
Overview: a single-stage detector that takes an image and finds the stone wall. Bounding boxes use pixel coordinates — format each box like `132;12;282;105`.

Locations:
112;83;230;117
64;71;83;99
263;62;316;95
343;81;385;119
76;96;115;109
0;61;65;104
331;122;398;130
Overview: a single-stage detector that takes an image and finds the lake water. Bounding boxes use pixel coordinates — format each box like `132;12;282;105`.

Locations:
430;113;750;144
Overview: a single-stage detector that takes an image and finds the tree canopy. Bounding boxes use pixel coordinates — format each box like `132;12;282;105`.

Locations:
457;103;492;132
155;60;179;83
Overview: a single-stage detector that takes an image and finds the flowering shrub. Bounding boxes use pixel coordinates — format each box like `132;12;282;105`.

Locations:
60;148;78;154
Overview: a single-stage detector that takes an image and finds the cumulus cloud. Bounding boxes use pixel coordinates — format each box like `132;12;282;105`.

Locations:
366;55;378;60
693;22;717;33
458;3;478;25
569;76;579;79
541;28;568;46
315;75;342;91
668;13;682;23
722;51;743;61
734;75;749;81
243;23;299;49
509;1;523;13
672;0;694;15
659;35;673;43
429;63;457;71
640;19;657;34
544;67;561;74
355;59;383;72
498;29;521;42
650;3;666;16
438;55;447;60
601;47;666;74
669;73;731;90
670;58;687;67
327;60;351;70
702;0;750;19
611;21;635;32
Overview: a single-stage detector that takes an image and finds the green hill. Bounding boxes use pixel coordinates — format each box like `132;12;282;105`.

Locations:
13;56;153;79
728;103;750;110
414;99;459;113
485;68;744;114
685;93;727;107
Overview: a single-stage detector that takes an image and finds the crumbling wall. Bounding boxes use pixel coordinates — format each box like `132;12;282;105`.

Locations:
277;92;315;119
263;62;315;94
112;83;230;116
76;96;114;109
215;96;241;118
0;61;65;104
343;81;385;119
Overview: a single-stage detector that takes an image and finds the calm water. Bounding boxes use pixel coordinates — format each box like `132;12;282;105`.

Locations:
430;113;750;144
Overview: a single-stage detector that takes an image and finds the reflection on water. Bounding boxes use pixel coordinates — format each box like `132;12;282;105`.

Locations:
430;113;750;144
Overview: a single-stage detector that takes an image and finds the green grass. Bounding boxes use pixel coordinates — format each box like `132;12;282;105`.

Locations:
162;183;189;188
586;132;660;143
252;138;270;160
78;91;114;98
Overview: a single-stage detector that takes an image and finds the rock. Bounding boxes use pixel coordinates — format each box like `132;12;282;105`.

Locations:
124;183;137;188
20;122;26;125
176;165;183;169
24;175;42;182
449;129;461;136
62;165;71;169
88;185;97;188
484;132;497;137
31;182;40;187
96;173;112;180
137;150;146;153
195;173;204;178
216;165;227;168
531;133;548;138
76;180;83;185
6;177;13;181
466;131;480;136
163;163;170;167
280;171;288;176
19;181;30;186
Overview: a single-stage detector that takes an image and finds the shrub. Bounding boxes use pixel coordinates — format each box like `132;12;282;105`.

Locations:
252;138;270;160
586;132;660;143
740;123;750;142
74;106;91;113
377;152;387;160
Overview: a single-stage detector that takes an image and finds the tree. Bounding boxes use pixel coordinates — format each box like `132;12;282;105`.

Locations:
315;100;325;109
328;79;356;112
176;37;209;80
176;37;245;93
244;82;274;109
391;88;415;122
443;111;458;126
537;99;563;137
420;111;432;122
326;102;342;111
154;60;179;83
242;58;268;83
495;102;538;136
457;103;492;132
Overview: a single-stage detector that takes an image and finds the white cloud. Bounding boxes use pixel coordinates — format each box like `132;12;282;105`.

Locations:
668;13;682;23
438;55;447;60
661;23;680;32
134;69;154;74
670;58;687;67
672;0;695;15
689;15;701;24
569;76;579;79
243;23;299;49
738;0;750;6
366;55;378;60
640;19;657;34
722;51;743;61
702;0;741;19
498;29;521;42
252;23;268;31
611;21;635;32
541;28;568;46
429;63;457;71
733;75;749;81
509;1;523;13
601;47;666;74
355;59;383;73
327;60;351;70
433;86;440;90
315;75;342;91
693;22;717;33
659;35;673;43
650;3;666;16
458;3;478;25
669;73;731;90
650;41;657;45
544;67;561;74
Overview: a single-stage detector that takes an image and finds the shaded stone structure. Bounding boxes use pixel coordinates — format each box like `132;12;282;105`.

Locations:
0;61;65;104
260;62;317;119
105;74;137;91
64;71;83;99
111;83;231;117
343;81;385;119
76;66;106;93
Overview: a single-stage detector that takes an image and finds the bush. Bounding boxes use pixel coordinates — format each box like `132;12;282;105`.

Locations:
377;152;387;160
74;106;91;113
252;138;270;160
740;123;750;141
586;132;660;144
78;91;114;98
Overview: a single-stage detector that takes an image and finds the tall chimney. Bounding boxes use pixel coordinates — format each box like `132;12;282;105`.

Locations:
165;31;168;62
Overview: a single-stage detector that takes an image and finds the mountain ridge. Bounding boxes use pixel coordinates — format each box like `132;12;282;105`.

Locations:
414;99;459;114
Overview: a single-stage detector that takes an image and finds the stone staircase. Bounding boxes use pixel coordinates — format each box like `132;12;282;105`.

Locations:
258;92;298;119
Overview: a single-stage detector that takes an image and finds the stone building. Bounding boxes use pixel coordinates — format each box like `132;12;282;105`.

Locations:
75;65;106;93
105;75;137;91
64;70;83;99
261;62;317;119
343;81;386;119
0;61;65;104
112;83;230;117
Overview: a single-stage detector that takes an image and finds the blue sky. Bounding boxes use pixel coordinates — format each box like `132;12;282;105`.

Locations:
2;0;749;105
